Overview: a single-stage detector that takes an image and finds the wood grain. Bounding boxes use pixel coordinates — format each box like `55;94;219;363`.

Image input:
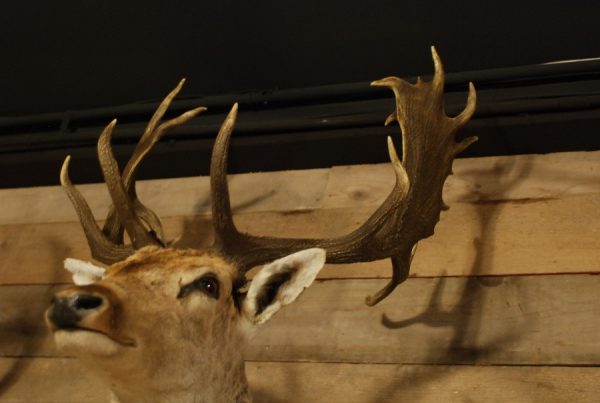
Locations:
1;193;598;285
0;358;597;402
323;150;600;209
1;150;597;401
2;275;598;366
0;168;331;225
1;151;598;226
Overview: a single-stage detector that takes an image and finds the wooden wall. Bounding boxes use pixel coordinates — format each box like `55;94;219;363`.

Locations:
0;150;599;401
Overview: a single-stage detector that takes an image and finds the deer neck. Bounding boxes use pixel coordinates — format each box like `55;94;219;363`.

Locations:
101;322;252;403
106;352;251;403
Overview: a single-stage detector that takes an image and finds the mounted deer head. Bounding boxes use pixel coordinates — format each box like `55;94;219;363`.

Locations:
45;47;477;403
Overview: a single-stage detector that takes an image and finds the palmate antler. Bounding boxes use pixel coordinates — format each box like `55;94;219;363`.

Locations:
210;46;477;305
62;47;476;305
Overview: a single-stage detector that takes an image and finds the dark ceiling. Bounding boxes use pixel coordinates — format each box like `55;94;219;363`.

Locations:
2;1;599;117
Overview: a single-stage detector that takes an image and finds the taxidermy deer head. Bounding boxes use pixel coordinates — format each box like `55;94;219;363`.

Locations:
45;47;477;403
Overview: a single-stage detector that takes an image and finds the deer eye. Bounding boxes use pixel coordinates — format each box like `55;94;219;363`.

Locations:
178;274;220;300
198;276;219;299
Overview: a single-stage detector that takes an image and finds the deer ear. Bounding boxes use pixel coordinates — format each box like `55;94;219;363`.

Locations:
242;248;326;325
64;258;106;285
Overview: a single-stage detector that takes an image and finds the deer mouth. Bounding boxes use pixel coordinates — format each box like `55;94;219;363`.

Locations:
52;328;136;357
57;326;136;346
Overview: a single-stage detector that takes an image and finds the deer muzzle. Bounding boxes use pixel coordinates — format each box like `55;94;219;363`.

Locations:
46;285;134;346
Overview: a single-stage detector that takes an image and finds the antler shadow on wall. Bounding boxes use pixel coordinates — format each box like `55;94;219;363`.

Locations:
367;156;535;402
173;176;277;249
0;238;66;396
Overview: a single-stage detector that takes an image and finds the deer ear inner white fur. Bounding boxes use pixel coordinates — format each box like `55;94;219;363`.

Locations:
243;248;326;325
64;258;106;285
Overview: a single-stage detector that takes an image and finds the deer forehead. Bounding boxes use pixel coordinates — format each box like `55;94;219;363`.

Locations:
104;247;239;291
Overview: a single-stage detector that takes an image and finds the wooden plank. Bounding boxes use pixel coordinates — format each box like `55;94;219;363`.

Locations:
1;192;598;285
0;168;330;225
1;151;598;226
0;358;109;402
1;358;598;402
2;275;598;366
322;150;600;209
248;362;599;403
253;275;600;366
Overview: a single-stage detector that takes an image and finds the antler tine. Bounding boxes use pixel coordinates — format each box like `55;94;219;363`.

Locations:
431;45;445;92
62;80;206;264
209;47;477;305
386;136;410;197
102;79;206;245
453;83;479;156
122;105;207;188
97;119;161;249
210;103;240;250
365;245;416;306
454;82;477;127
60;156;134;263
121;80;207;188
137;78;188;153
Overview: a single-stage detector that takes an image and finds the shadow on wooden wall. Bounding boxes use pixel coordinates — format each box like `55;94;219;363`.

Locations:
370;157;534;402
0;237;68;395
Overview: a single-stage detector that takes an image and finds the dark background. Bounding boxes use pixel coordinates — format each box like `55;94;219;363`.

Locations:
1;1;599;187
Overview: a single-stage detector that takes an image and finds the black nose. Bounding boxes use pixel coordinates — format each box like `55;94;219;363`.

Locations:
48;294;104;329
72;294;103;310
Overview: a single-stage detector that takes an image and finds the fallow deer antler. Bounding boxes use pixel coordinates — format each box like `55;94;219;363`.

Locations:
62;47;476;306
61;79;206;264
209;46;477;305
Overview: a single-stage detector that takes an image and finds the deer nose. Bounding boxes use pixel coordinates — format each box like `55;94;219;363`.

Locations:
48;294;105;329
